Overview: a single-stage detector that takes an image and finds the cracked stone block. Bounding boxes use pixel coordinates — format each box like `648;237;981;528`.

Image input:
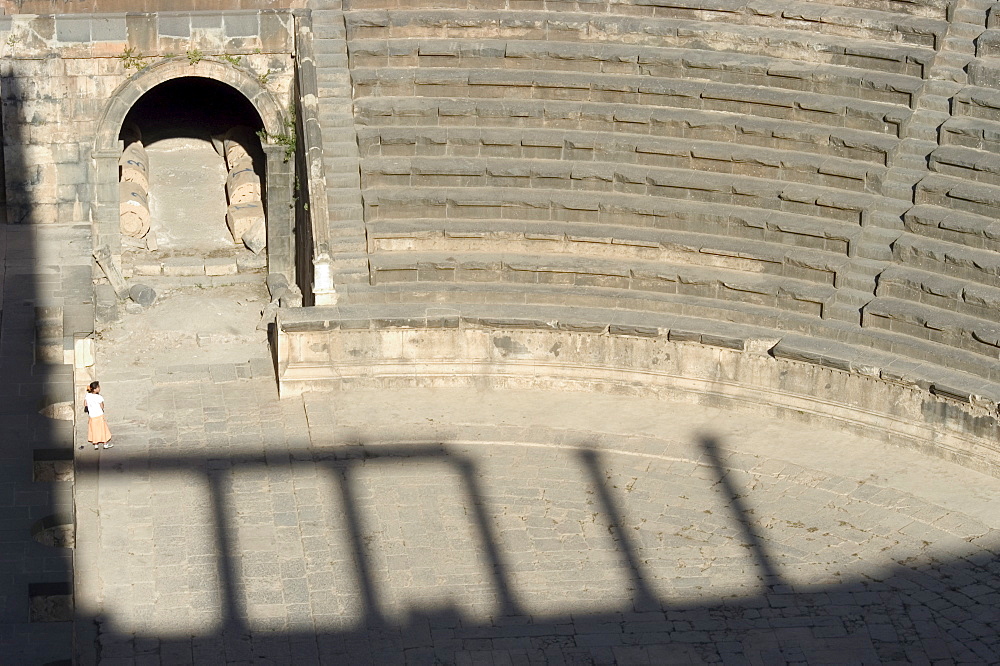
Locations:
29;582;73;622
133;260;161;277
237;253;267;272
205;257;238;276
162;257;204;277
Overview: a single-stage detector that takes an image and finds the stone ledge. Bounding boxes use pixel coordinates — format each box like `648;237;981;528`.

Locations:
343;5;946;47
356;97;901;158
368;218;855;269
361;157;877;225
364;187;869;244
275;302;1000;476
358;126;886;190
350;37;926;102
894;231;1000;290
351;67;911;133
127;254;266;278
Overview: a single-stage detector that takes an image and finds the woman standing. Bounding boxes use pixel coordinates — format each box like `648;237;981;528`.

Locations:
85;381;113;450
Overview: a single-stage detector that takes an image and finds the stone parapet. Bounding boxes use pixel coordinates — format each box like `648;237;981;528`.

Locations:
0;11;294;58
275;302;1000;477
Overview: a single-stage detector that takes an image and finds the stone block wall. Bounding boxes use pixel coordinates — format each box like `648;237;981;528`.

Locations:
268;0;1000;475
0;11;295;226
0;0;305;14
308;0;1000;395
275;305;1000;477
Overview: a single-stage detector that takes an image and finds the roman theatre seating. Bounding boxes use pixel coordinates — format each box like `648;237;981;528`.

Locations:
284;0;1000;468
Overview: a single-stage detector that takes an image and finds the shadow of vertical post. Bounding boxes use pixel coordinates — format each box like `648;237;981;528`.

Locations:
0;67;73;662
453;456;523;617
333;463;385;628
577;448;660;612
699;435;782;591
208;468;249;634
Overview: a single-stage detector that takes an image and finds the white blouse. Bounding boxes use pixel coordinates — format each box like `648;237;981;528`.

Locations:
84;393;104;417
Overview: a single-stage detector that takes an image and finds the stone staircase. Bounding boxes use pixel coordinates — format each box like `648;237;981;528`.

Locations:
302;2;369;296
881;0;992;201
830;0;995;326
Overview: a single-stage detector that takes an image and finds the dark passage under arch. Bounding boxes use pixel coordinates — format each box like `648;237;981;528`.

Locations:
118;76;270;261
121;76;265;145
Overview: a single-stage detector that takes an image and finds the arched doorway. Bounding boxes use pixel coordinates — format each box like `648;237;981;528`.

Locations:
119;77;268;269
92;59;294;283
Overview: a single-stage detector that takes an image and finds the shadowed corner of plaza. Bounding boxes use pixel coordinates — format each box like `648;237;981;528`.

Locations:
0;70;78;665
69;434;1000;664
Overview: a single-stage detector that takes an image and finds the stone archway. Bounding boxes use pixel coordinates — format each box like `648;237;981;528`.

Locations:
92;58;295;281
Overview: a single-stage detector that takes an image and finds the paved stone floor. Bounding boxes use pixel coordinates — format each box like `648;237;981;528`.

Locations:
0;222;88;663
72;281;1000;664
145;136;232;254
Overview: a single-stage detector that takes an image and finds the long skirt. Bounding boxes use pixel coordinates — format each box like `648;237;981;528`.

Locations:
88;415;112;444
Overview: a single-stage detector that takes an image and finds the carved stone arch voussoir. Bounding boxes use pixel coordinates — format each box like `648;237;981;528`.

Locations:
94;57;286;153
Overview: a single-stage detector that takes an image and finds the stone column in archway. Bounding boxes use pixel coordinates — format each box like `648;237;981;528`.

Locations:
92;146;123;265
263;143;294;282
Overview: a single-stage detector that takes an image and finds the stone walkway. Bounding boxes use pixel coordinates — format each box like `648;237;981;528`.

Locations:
73;281;1000;664
0;222;88;663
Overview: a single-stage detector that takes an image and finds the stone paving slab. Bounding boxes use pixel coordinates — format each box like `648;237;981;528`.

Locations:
74;351;1000;664
0;223;90;662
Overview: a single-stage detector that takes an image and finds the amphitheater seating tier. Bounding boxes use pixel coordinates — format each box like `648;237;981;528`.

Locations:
345;10;937;74
355;98;899;163
360;187;869;245
358;123;886;179
351;70;914;134
309;0;1000;402
892;232;1000;288
342;0;951;33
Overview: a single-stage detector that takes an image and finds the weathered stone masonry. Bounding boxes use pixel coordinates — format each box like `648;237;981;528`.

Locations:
0;11;296;268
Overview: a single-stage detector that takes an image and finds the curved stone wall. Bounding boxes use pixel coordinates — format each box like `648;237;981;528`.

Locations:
285;0;1000;473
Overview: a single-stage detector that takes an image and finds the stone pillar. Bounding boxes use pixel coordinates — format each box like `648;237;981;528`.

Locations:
91;145;123;266
264;143;294;281
313;252;338;305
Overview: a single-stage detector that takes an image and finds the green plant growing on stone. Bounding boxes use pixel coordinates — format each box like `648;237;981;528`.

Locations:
4;34;20;56
257;69;273;86
186;49;203;65
222;54;242;67
257;106;298;162
118;46;148;71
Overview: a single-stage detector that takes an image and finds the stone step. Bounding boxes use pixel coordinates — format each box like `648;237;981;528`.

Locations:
954;7;990;26
325;171;362;189
853;228;901;263
316;112;356;128
317;68;352;83
330;267;370;285
863;295;1000;371
894;228;1000;289
312;19;347;40
313;39;348;57
878;263;1000;324
893;154;932;172
327;202;365;219
319;86;354;100
949;22;986;41
324;157;362;173
322;143;360;159
914;93;952;113
328;238;368;254
942;35;978;53
351;67;913;134
922;79;964;97
825;292;874;325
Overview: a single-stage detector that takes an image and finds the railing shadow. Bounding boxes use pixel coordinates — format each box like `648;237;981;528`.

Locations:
0;70;76;663
71;436;1000;664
